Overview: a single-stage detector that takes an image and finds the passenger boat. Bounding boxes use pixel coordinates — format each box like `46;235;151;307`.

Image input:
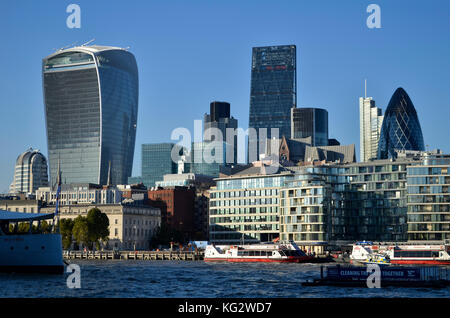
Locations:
204;241;314;263
0;211;64;274
385;245;450;265
350;241;450;266
0;166;64;274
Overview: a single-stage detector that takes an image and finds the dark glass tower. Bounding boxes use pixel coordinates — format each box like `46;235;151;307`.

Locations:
291;107;328;146
377;87;425;159
43;45;138;186
141;143;178;188
248;45;296;158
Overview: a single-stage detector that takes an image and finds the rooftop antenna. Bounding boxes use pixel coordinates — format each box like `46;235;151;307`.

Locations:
55;41;79;52
81;38;95;47
364;79;367;98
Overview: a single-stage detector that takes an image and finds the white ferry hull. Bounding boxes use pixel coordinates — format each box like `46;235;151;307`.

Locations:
204;243;314;263
0;234;64;274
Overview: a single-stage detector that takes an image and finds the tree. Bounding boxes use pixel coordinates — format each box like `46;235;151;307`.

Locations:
86;208;109;250
40;220;51;234
60;218;75;249
150;222;184;248
72;216;89;248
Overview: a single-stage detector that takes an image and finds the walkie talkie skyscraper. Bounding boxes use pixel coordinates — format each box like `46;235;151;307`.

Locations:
42;45;138;186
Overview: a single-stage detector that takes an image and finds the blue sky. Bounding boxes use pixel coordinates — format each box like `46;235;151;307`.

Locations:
0;0;449;192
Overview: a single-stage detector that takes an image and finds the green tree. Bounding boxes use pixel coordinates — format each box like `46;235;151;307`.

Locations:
40;220;51;234
72;216;89;248
60;218;75;249
150;222;184;248
86;208;109;250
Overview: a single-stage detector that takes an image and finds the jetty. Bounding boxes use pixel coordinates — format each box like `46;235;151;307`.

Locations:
63;250;204;261
302;264;450;288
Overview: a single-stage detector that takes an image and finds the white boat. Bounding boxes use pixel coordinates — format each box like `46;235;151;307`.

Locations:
350;241;385;265
385;244;450;265
0;211;64;274
350;241;450;266
204;241;314;263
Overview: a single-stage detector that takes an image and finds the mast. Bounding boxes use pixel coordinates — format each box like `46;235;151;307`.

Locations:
54;160;62;233
365;79;367;98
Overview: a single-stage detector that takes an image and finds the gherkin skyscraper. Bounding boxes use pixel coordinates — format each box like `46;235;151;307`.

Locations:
377;87;424;159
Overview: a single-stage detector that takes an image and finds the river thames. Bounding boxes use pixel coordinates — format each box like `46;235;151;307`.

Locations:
1;261;449;298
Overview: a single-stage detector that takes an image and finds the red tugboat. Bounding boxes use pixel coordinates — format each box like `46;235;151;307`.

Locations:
204;241;314;263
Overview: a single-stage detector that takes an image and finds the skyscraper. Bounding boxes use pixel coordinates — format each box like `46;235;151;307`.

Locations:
204;101;238;164
377;87;425;159
42;45;138;186
9;148;49;194
248;45;297;159
291;107;328;146
359;82;383;162
141;143;178;188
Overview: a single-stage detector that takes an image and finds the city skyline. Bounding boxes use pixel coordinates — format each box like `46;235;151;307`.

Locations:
1;0;450;192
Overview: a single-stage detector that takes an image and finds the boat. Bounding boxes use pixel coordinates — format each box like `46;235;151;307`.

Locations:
0;164;64;274
0;211;64;274
302;264;450;288
385;244;450;265
350;241;450;266
204;241;314;263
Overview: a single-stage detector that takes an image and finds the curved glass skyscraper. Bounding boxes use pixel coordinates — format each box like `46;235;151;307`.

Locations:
43;45;138;186
377;87;424;159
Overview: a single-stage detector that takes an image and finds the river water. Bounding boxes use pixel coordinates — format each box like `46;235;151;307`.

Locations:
1;260;449;298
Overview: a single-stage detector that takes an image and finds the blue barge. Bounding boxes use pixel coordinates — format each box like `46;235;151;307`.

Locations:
302;264;450;288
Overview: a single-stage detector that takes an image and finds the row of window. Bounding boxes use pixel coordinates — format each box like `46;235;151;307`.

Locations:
211;188;278;199
210;198;278;207
210;207;278;215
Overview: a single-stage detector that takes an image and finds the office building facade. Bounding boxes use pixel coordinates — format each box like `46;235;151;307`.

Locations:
148;187;196;240
291;108;328;146
9;148;48;194
248;45;297;158
43;45;138;186
189;141;226;178
359;95;383;162
204;101;238;165
140;143;179;188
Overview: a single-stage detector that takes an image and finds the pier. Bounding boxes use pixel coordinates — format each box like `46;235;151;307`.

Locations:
63;250;204;261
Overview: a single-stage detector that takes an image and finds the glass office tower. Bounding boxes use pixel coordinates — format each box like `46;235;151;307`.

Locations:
141;143;178;188
248;45;296;158
43;45;138;186
291;107;328;146
377;87;424;159
359;96;383;162
9;148;49;194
